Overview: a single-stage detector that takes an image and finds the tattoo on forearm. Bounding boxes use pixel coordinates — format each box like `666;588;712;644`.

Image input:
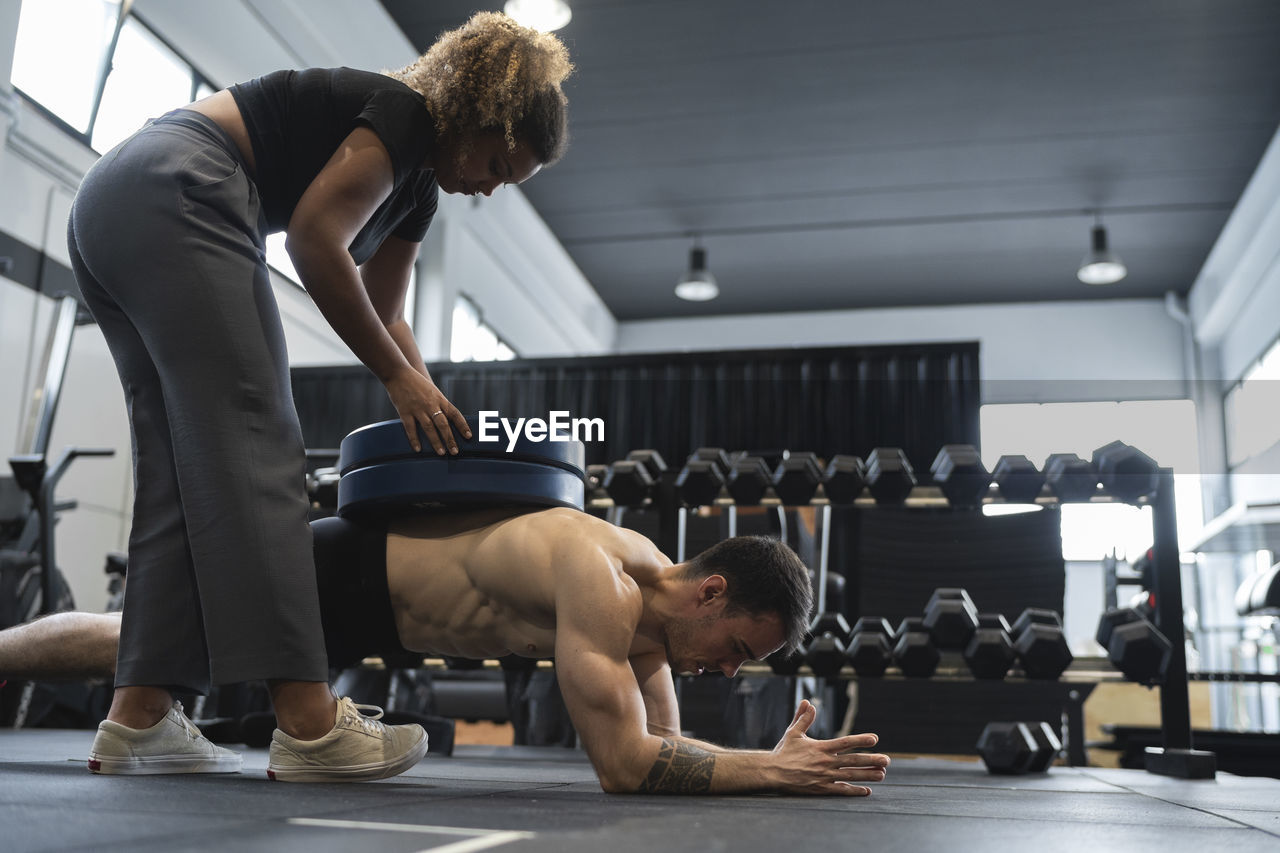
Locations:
637;738;715;793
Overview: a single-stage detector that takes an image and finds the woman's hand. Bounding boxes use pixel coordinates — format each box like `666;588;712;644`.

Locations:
383;366;471;454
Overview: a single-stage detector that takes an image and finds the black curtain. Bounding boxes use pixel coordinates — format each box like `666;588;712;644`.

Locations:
291;342;980;476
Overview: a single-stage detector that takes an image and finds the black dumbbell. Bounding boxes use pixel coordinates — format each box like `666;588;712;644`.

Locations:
676;456;726;507
1092;441;1159;503
768;633;809;676
976;721;1061;775
603;460;654;507
824;571;848;614
1011;607;1073;679
822;455;866;504
931;445;991;508
893;616;940;677
1044;453;1098;502
847;618;895;677
1108;621;1172;683
923;588;980;650
772;452;824;506
726;455;773;505
992;455;1045;504
805;613;852;678
963;613;1016;679
1097;607;1171;683
627;449;667;482
866;447;917;505
307;467;340;509
1095;606;1145;648
689;447;732;479
585;464;609;501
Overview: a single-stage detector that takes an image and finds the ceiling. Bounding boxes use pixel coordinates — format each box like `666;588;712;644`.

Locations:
378;0;1280;322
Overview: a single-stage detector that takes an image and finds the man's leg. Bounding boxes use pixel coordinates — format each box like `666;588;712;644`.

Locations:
0;612;121;681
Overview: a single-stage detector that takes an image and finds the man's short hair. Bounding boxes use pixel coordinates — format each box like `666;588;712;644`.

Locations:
679;536;813;655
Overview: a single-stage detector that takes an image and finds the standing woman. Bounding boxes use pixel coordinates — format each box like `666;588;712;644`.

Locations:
67;12;571;781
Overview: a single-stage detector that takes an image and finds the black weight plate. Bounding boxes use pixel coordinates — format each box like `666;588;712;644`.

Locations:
338;457;585;519
338;416;588;478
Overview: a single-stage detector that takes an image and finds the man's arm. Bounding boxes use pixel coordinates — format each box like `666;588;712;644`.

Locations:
629;652;680;737
554;568;889;795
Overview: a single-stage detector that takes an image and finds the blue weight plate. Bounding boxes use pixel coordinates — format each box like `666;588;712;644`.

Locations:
337;456;586;519
338;416;588;478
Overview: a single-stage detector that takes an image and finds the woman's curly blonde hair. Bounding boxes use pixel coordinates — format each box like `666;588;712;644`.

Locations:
388;11;572;167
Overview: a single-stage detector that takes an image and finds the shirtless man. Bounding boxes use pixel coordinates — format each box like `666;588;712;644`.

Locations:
0;507;891;795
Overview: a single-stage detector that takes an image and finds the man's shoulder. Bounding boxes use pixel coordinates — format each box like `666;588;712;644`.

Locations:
538;509;664;564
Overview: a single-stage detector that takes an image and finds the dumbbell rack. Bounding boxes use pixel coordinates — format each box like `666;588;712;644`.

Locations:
589;465;1215;779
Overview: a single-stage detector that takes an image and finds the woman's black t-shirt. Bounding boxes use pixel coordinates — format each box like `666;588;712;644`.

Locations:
229;67;439;264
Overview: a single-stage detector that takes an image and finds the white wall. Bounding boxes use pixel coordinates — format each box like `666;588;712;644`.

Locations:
616;298;1187;404
1188;128;1280;383
418;191;617;358
1187;122;1280;509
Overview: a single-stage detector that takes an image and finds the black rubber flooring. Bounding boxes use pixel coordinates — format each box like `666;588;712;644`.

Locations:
2;729;1279;853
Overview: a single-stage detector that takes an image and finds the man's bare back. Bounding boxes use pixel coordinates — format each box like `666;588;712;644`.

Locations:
385;508;669;662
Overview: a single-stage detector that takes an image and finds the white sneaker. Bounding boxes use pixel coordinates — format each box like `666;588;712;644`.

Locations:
88;701;242;775
266;696;427;783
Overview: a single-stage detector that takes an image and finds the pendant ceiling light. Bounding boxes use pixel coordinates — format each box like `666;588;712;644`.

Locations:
675;242;719;302
1077;215;1127;286
504;0;572;32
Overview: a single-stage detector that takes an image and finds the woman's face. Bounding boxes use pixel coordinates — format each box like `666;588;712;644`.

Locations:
437;132;542;197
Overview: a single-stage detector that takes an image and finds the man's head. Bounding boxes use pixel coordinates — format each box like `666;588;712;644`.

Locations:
664;536;813;676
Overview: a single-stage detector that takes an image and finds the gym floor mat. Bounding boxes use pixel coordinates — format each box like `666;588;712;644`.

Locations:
2;730;1277;852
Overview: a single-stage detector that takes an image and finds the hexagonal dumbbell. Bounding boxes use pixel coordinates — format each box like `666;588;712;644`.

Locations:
805;613;852;678
847;617;895;677
977;721;1061;775
726;455;773;505
893;616;940;678
772;452;824;506
1011;607;1073;679
602;460;654;507
1097;607;1172;683
992;455;1045;504
1095;606;1146;649
1109;620;1172;683
822;455;866;505
931;444;992;508
1044;453;1098;502
768;632;809;676
866;447;917;505
689;447;733;479
585;464;610;502
676;456;726;507
923;588;980;650
963;613;1016;679
627;449;668;484
1092;440;1159;503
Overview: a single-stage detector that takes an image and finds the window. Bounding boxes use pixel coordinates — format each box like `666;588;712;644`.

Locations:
451;296;516;362
11;0;121;135
1225;336;1280;468
264;234;301;285
980;400;1203;561
90;17;196;152
12;1;211;152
